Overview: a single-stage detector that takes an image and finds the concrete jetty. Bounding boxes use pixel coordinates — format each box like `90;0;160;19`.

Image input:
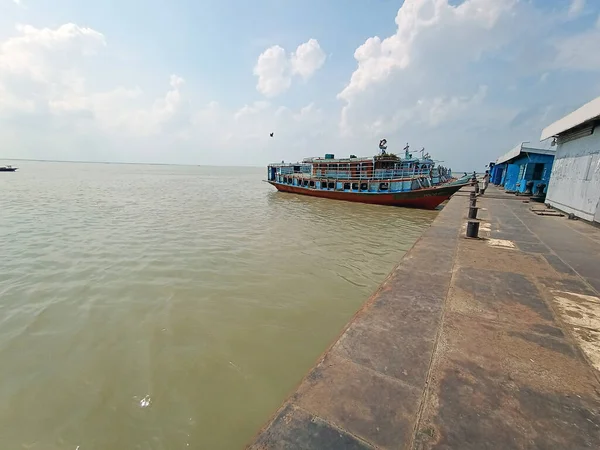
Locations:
246;186;600;449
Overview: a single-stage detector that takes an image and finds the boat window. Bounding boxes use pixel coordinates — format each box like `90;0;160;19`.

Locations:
379;182;389;191
321;181;327;189
309;180;315;187
343;182;351;190
303;179;308;187
351;182;358;190
360;182;368;191
328;182;334;189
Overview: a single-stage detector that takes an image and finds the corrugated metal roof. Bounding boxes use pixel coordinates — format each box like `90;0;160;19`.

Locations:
540;95;600;141
496;144;555;165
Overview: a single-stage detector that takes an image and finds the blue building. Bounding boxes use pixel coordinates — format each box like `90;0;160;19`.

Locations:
492;143;555;194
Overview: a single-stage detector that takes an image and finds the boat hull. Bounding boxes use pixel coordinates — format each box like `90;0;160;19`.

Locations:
267;181;466;209
0;168;17;172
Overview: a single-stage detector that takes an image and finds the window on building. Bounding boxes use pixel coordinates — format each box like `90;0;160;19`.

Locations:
532;163;544;180
523;162;545;180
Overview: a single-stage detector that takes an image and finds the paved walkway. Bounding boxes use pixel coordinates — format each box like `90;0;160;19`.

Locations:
247;186;600;449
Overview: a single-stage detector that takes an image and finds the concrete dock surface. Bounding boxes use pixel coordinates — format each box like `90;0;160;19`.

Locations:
246;186;600;450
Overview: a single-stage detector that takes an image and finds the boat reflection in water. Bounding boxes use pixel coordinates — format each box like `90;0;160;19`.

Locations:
266;141;468;210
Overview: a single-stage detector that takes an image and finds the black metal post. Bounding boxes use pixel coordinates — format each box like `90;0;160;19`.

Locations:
468;206;479;219
466;220;480;238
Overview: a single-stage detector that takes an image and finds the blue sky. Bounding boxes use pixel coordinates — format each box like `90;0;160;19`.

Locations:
1;0;600;169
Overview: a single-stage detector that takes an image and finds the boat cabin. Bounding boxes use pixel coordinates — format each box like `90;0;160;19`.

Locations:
267;153;434;183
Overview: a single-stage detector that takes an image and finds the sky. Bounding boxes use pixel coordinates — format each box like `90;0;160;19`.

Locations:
1;0;600;169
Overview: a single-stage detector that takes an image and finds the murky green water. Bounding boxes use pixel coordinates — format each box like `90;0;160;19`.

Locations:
0;161;436;449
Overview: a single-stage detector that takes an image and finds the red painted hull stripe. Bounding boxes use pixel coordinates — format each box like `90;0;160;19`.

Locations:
267;182;464;209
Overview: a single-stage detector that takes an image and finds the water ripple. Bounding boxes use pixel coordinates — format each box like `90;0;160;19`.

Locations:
0;161;436;449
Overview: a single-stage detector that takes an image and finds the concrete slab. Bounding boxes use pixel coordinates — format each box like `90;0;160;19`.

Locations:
247;404;374;450
293;354;421;449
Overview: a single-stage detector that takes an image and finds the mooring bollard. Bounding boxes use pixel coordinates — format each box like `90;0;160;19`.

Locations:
469;197;477;208
468;206;479;219
466;220;480;238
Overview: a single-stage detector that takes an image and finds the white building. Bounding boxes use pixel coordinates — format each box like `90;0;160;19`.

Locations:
540;96;600;223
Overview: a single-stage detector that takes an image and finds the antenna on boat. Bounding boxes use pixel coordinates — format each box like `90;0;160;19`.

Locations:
403;143;411;159
379;138;388;155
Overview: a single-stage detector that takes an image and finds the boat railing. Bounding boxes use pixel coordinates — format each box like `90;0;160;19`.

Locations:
311;169;431;179
276;166;312;175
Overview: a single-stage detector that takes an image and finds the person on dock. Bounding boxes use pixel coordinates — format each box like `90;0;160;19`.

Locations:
480;170;490;195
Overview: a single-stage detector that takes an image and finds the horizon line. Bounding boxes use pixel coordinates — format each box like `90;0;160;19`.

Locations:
1;157;265;168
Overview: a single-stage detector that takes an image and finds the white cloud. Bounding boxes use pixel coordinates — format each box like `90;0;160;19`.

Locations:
568;0;586;18
337;0;519;137
338;0;515;102
0;23;105;85
0;23;106;115
254;39;325;97
290;39;326;79
253;45;291;97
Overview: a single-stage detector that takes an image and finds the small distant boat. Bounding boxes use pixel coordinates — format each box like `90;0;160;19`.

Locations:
266;141;468;210
0;165;17;172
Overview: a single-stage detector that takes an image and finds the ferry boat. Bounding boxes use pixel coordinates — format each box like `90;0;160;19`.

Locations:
266;142;468;209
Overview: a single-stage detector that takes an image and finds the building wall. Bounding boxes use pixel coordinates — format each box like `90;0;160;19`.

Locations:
501;154;554;193
546;131;600;222
503;164;521;192
515;154;554;194
491;163;505;185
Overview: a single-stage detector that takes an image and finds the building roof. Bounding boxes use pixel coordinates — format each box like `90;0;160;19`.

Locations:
540;95;600;141
496;143;555;165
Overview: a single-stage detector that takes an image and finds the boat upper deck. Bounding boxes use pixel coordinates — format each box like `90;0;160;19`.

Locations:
268;153;437;181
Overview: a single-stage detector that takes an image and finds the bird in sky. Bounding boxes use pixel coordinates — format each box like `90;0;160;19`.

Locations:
269;132;274;137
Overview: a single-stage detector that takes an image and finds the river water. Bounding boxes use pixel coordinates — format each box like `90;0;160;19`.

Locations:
0;161;436;449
